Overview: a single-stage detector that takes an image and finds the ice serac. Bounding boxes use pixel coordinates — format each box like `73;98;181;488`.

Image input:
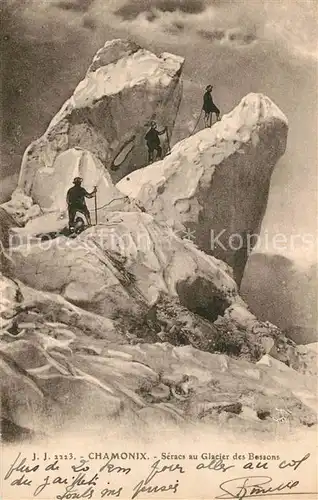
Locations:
4;149;142;245
17;39;184;207
117;93;288;285
0;273;316;440
6;211;291;362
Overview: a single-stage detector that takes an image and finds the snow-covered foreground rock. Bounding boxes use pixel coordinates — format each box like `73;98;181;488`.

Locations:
5;213;291;361
6;212;235;310
18;39;184;209
118;93;288;284
0;274;316;442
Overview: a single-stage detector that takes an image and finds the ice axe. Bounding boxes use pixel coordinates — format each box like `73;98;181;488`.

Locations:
94;186;98;225
165;126;172;156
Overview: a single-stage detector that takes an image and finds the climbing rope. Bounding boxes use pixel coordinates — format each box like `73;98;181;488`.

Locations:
87;195;130;213
188;109;203;137
81;193;145;226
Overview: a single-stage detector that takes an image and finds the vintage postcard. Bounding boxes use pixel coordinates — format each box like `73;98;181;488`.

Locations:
1;1;317;499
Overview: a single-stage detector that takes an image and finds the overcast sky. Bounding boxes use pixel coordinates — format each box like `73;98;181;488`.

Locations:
1;0;317;263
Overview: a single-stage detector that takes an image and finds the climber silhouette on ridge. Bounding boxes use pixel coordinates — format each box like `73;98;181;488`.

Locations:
145;120;167;164
66;177;96;231
203;85;221;127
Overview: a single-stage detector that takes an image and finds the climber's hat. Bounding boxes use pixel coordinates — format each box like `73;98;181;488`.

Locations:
206;84;213;91
73;177;83;184
150;120;157;127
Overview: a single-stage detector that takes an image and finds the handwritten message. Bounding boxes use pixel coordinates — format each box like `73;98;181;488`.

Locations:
2;449;315;499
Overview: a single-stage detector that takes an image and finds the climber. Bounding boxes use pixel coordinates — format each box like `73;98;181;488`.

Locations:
145;121;166;164
66;177;96;230
203;85;221;127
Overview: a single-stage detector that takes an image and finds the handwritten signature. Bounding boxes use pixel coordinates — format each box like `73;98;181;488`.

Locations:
216;476;300;499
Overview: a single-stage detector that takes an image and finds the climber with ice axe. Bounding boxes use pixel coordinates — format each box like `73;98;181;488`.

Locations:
145;120;167;164
66;177;97;232
203;85;221;128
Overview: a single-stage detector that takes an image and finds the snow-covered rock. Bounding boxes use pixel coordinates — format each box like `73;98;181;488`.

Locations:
6;211;237;317
1;252;315;442
25;147;118;213
0;208;22;272
0;322;316;440
5;211;291;361
18;39;184;207
117;93;288;284
1;188;41;226
0;273;22;331
4;148;144;246
290;343;318;376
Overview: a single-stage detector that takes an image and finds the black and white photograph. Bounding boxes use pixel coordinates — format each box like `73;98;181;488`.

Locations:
1;1;317;498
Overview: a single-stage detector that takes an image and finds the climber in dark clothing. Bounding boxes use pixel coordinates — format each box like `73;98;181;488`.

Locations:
145;121;166;164
203;85;221;127
66;177;96;230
